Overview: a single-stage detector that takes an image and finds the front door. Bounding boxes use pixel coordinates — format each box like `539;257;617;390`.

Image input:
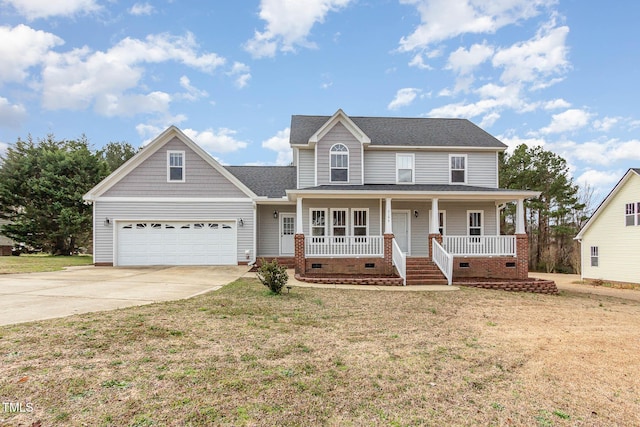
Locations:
392;211;410;253
280;213;296;255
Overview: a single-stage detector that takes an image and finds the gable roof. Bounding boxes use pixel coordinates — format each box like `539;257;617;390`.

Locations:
225;166;296;199
575;168;640;239
290;111;507;149
83;126;257;201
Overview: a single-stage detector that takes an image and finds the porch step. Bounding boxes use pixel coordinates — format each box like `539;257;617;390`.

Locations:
405;257;448;285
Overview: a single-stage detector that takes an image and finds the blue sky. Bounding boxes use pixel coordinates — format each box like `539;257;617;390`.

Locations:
1;0;639;204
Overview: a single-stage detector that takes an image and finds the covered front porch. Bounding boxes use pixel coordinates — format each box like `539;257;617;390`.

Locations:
280;188;535;285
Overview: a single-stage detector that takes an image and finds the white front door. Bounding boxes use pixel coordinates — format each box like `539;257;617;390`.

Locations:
392;211;410;253
280;213;296;255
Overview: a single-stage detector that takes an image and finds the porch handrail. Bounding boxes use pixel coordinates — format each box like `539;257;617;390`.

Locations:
432;238;453;286
443;235;516;256
305;235;384;257
391;238;406;286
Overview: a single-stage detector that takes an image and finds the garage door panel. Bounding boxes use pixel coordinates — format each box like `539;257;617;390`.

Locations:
117;221;237;266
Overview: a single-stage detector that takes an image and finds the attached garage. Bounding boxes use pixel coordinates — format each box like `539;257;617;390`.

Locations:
116;221;237;266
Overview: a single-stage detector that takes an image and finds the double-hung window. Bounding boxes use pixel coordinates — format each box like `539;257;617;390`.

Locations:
625;202;640;226
590;246;599;267
468;210;482;242
450;154;467;183
310;209;326;243
331;209;347;242
167;151;185;182
330;144;349;182
352;209;368;242
397;154;414;183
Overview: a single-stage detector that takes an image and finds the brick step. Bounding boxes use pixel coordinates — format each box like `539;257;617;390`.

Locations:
406;273;447;279
406;278;448;285
404;257;447;285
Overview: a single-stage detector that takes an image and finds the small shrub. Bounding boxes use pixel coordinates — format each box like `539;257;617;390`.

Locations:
256;259;289;294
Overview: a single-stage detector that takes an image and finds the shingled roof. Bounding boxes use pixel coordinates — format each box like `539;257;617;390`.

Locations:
225;166;296;198
290;115;507;149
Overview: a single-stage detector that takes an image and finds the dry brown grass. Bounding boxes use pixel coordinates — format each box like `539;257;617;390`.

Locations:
1;278;640;426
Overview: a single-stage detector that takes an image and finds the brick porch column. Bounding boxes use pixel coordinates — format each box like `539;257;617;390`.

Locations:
294;234;305;275
428;233;443;258
383;233;394;275
516;234;528;280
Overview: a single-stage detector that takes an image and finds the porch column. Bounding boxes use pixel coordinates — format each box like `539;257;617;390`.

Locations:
294;197;305;276
383;198;394;274
428;198;441;258
515;198;527;279
515;198;525;234
384;198;392;234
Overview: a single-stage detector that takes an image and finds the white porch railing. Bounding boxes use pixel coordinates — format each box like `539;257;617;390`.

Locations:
392;238;406;286
443;235;516;256
305;236;384;257
432;238;453;286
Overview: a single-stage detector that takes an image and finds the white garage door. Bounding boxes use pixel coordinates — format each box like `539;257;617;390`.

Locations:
116;221;237;266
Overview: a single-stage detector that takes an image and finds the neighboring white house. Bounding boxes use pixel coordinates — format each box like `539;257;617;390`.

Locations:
575;168;640;284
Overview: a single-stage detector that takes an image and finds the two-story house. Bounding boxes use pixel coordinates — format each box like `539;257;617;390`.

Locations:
84;109;539;285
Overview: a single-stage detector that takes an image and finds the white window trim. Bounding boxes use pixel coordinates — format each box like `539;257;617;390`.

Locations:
396;153;415;184
590;246;599;267
309;208;328;238
428;209;447;235
167;150;186;183
329;143;349;183
351;208;369;238
449;153;467;185
625;202;640;226
329;208;348;236
467;210;483;236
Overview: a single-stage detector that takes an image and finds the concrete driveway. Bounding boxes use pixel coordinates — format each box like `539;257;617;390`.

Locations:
0;265;248;326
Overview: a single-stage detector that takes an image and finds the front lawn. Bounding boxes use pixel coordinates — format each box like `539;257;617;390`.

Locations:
0;254;93;274
1;278;639;426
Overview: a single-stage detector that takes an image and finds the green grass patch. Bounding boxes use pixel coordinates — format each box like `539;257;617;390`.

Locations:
0;254;93;274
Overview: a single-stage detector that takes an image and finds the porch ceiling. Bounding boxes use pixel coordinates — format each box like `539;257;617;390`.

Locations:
287;184;539;202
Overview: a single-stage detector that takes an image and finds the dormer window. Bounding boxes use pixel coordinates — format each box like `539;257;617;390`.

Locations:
167;151;185;182
330;144;349;182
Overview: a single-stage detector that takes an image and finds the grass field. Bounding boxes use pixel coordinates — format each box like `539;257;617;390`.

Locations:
0;254;93;274
1;278;639;426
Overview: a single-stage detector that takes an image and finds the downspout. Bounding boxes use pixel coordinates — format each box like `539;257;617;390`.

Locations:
249;201;257;267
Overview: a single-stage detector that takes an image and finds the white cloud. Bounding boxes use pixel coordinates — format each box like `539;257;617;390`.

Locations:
540;108;591;134
575;169;622;195
94;91;172;117
2;0;101;20
183;128;249;154
593;116;619;132
408;53;432;70
227;62;251;88
492;21;570;86
0;96;27;127
398;0;554;52
129;3;155;16
550;138;640;167
446;42;494;75
543;98;570;110
178;76;208;101
497;133;546;153
0;141;8;158
40;32;226;115
245;0;352;58
0;24;63;84
388;88;421;110
262;127;292;165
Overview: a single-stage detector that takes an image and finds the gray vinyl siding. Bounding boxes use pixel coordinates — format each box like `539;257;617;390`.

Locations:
0;218;13;246
256;204;296;256
440;201;497;236
467;152;498;187
298;149;315;188
363;150;498;187
104;137;247;197
94;200;253;264
363;151;396;183
316;122;363;186
301;199;381;236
